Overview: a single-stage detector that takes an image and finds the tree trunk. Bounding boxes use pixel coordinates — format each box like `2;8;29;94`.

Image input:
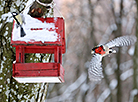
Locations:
28;0;53;17
114;0;123;102
0;0;55;101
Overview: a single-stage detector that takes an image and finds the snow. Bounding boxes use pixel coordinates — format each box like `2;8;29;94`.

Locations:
0;61;4;73
12;14;59;43
47;73;87;101
129;89;138;102
128;46;135;56
120;60;133;71
23;0;35;15
109;79;117;90
120;69;133;81
14;77;63;83
1;12;13;23
97;88;111;102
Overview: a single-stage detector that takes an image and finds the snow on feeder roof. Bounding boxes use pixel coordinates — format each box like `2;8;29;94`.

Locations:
11;14;64;46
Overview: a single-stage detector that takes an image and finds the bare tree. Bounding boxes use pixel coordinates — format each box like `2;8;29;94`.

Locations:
47;0;137;102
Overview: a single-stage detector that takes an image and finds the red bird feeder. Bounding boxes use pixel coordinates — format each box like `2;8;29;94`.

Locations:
11;16;66;83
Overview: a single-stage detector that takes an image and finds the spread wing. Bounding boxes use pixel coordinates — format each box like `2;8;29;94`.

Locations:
104;35;137;48
88;54;104;81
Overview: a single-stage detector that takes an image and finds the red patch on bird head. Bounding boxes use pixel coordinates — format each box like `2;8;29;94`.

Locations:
94;45;106;55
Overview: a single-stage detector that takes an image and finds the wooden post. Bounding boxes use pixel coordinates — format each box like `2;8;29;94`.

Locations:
54;47;59;63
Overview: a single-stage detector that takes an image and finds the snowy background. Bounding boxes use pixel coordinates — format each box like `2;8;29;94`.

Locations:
0;0;138;102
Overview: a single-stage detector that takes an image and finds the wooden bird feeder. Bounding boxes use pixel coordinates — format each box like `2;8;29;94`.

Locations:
11;16;66;83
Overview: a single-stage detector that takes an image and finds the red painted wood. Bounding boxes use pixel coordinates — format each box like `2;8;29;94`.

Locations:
14;63;58;70
16;47;20;63
24;46;56;53
11;17;66;83
59;47;62;64
14;70;58;77
13;63;65;78
11;17;66;54
12;63;15;76
58;64;64;80
16;46;25;63
20;46;25;63
54;47;59;63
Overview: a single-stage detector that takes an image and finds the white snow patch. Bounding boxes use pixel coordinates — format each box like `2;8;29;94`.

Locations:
80;83;89;92
120;69;133;81
0;5;3;11
15;85;18;89
4;31;8;36
1;12;13;23
13;61;16;64
0;61;4;73
35;54;41;59
7;78;10;84
14;77;63;83
109;79;117;90
105;64;114;75
42;57;49;62
6;27;9;30
129;89;138;102
18;94;22;99
120;60;133;71
97;88;111;102
5;86;10;98
12;14;59;43
47;73;87;101
128;46;135;56
0;85;3;88
11;89;17;95
16;0;21;6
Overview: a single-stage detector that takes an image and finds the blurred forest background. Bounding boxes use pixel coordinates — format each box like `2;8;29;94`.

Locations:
0;0;138;102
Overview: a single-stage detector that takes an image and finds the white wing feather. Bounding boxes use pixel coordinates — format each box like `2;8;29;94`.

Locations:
88;54;104;81
105;35;137;48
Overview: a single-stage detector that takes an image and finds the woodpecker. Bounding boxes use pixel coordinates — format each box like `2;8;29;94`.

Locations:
11;12;26;37
88;35;137;81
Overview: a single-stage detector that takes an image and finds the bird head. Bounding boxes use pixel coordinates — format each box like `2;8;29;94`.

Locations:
11;12;18;17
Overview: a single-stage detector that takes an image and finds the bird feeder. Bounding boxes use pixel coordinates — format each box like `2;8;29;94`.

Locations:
11;15;66;83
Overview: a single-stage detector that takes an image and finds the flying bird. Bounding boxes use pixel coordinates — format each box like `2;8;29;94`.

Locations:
88;35;137;81
11;12;26;37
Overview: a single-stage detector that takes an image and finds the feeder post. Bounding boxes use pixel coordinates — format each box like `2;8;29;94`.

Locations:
54;47;59;63
59;47;62;64
16;46;25;63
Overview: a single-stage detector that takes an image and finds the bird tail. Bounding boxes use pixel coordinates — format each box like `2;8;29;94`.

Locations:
20;26;26;37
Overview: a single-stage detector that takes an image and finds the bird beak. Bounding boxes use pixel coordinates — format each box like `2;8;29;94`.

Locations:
91;50;94;54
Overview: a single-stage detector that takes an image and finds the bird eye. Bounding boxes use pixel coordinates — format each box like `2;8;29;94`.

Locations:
109;51;112;53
